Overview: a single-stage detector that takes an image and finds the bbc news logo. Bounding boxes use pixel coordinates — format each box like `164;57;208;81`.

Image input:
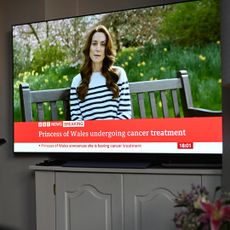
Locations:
38;122;51;127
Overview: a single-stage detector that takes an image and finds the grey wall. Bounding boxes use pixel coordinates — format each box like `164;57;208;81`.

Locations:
222;0;230;190
0;0;46;229
0;0;229;229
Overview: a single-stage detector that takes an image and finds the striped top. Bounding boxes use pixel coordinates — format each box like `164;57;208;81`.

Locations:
70;66;132;120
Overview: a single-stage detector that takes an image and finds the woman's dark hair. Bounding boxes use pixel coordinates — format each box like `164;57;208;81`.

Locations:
77;25;119;101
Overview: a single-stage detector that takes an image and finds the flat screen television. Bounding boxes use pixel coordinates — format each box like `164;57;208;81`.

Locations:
12;0;222;167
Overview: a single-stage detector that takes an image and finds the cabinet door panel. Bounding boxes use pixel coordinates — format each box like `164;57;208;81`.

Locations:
56;172;123;230
124;174;201;230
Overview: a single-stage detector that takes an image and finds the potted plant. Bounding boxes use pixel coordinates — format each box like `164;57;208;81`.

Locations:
173;185;230;230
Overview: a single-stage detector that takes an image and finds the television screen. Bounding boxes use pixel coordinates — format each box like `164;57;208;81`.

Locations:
12;0;222;161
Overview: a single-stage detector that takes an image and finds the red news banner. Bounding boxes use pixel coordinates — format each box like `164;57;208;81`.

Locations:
15;117;222;143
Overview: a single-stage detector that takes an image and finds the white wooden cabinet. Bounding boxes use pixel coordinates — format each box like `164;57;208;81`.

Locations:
30;166;221;230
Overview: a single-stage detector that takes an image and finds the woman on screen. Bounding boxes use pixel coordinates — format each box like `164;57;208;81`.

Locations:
70;25;132;120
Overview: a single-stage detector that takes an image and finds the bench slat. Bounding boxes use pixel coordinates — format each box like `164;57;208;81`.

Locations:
137;93;146;118
149;92;158;118
31;88;70;103
171;89;180;117
160;91;169;117
37;103;44;121
50;102;58;120
129;78;182;93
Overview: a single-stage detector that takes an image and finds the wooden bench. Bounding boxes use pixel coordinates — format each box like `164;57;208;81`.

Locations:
19;85;70;121
19;70;221;121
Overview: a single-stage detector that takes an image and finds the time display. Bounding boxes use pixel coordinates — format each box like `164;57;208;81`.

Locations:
177;142;193;149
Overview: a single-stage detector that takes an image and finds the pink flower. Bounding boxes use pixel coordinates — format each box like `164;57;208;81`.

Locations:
199;199;230;230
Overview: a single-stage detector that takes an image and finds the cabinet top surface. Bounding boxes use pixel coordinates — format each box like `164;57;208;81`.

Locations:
29;165;222;175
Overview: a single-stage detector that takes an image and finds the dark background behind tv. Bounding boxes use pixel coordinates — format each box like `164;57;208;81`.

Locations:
0;0;229;229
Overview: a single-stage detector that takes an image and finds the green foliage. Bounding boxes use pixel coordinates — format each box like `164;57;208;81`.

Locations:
31;40;66;72
157;0;220;46
115;42;221;117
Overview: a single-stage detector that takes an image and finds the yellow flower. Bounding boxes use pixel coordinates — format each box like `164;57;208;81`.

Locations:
44;79;49;83
125;61;128;66
160;66;166;71
199;54;206;61
158;101;162;108
58;80;62;84
63;75;68;81
44;65;49;70
137;63;141;67
23;76;28;82
14;80;21;89
141;61;146;66
218;78;222;84
140;73;144;77
24;71;29;77
128;56;132;60
58;107;63;115
216;40;220;45
163;48;168;52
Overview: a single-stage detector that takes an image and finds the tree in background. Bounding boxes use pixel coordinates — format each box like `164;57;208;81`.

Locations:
99;6;165;51
13;17;90;76
157;0;220;46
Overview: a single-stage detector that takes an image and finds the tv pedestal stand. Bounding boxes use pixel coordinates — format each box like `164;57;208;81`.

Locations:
61;160;152;169
36;159;153;169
